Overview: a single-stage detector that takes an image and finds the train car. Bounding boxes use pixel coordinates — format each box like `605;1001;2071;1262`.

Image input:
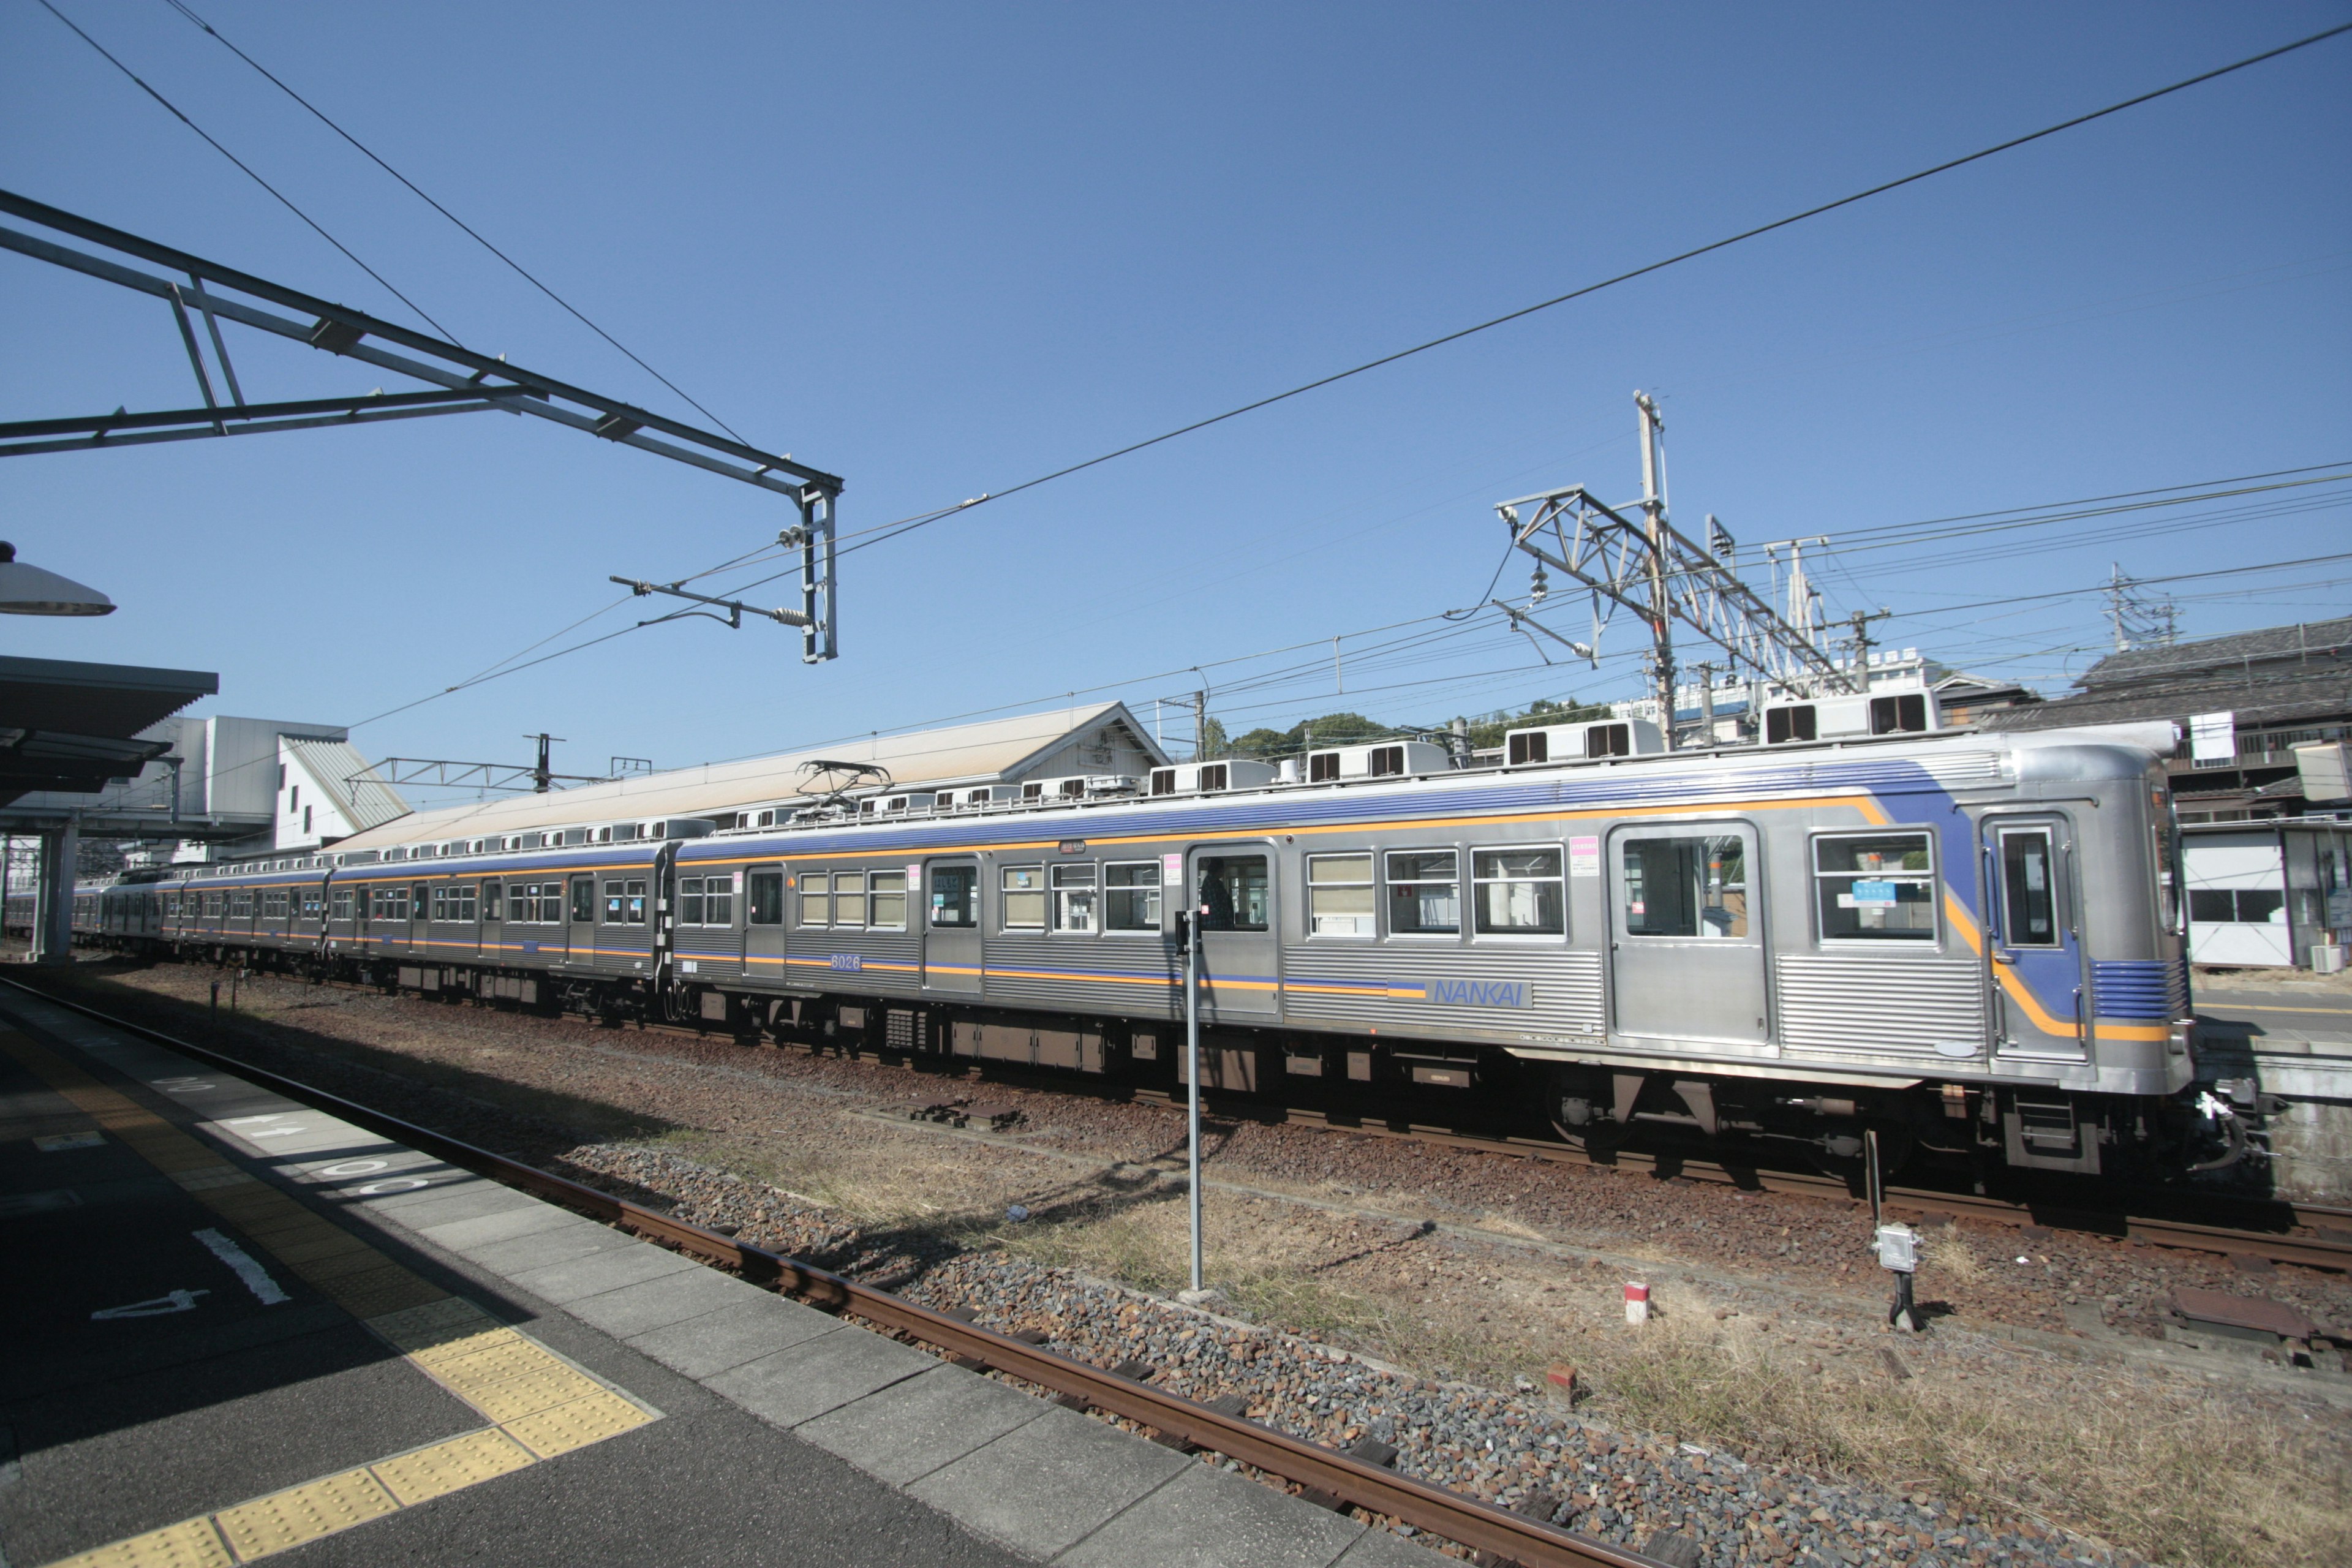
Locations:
52;715;2230;1179
657;719;2198;1178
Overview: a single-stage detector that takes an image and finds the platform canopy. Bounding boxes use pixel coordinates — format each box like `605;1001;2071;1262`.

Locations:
0;654;217;809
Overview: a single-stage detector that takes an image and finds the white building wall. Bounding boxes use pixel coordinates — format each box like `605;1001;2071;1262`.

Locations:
2187;837;2291;967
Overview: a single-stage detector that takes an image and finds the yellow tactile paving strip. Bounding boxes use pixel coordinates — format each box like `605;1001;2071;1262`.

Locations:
0;1029;661;1567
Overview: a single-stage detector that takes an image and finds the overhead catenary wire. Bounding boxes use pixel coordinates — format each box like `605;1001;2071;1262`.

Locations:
825;21;2352;561
34;0;459;340
159;0;752;445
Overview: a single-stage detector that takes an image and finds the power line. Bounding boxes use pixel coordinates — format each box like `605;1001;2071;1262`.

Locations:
34;0;458;339
1875;551;2352;622
159;0;751;445
832;21;2351;560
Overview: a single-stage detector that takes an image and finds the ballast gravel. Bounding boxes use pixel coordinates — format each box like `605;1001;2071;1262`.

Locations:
558;1142;2141;1568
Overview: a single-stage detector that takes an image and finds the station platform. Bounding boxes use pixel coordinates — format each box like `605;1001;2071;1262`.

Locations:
0;988;1434;1568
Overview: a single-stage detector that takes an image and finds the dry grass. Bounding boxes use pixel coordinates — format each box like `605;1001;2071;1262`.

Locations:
1576;1311;2352;1568
894;1182;2352;1568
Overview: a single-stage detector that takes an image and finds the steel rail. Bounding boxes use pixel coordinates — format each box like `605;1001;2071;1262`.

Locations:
1267;1105;2352;1273
0;973;1667;1568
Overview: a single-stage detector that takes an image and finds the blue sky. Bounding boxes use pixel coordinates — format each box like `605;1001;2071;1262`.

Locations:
4;2;2347;796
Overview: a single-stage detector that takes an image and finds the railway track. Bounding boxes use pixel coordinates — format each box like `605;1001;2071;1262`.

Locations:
38;955;2352;1274
1;973;1675;1568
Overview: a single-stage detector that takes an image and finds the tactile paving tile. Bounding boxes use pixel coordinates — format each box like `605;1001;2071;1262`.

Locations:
423;1328;560;1385
454;1359;610;1424
170;1167;258;1192
369;1428;537;1506
42;1517;235;1568
502;1389;659;1458
211;1468;398;1559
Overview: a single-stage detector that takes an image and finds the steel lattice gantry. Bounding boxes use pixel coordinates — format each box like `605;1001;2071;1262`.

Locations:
0;189;844;662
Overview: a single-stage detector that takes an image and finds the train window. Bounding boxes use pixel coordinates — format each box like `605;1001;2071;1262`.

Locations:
1385;850;1460;935
263;890;288;921
1997;828;2060;948
1104;862;1161;932
870;870;907;929
1050;864;1097;932
1306;854;1375;936
570;876;595;924
332;889;353;922
834;871;869;928
799;873;832;926
1196;856;1270;932
412;883;429;919
430;886;448;921
625;879;647;924
1001;866;1046;930
481;881;501;921
603;880;625;923
452;883;478;922
231;890;254;918
1472;848;1565;935
930;866;978;928
748;869;785;925
1812;832;1936;942
680;874;735;926
1619;834;1749;938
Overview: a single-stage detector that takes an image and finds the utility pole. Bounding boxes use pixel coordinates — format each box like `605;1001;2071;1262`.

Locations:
1695;661;1716;747
1190;692;1208;763
527;733;565;794
1496;397;1855;726
1844;608;1893;682
1635;393;1678;748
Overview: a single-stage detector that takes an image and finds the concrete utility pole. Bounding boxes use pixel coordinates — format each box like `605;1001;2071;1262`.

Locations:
1844;609;1893;680
1190;692;1208;763
1635;393;1678;749
1695;662;1716;747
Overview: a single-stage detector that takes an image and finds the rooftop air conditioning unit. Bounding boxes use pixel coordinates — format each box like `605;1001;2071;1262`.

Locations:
1763;687;1939;744
1302;740;1452;783
1149;760;1281;795
877;792;939;815
645;818;717;839
1504;718;1664;765
1022;774;1123;802
946;785;1019;813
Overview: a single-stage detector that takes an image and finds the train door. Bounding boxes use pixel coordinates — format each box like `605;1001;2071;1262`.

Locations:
1607;823;1768;1046
745;862;786;979
1984;815;2087;1058
923;860;982;995
1189;846;1280;1020
566;874;597;968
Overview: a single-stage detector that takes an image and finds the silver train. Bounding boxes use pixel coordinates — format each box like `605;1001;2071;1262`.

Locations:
38;717;2230;1180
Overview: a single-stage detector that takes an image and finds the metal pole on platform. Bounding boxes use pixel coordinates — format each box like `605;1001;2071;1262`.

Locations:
1182;910;1204;1295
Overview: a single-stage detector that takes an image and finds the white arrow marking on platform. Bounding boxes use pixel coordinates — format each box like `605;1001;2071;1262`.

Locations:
194;1228;290;1305
92;1289;209;1320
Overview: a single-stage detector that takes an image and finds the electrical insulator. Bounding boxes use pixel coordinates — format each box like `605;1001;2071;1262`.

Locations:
1530;567;1549;603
